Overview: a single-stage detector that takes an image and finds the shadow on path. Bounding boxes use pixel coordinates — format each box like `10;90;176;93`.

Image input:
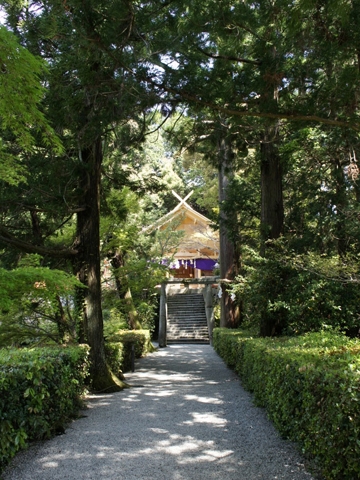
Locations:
1;345;315;480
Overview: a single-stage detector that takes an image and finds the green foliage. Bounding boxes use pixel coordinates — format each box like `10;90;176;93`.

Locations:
105;329;155;373
232;241;360;335
220;158;261;247
0;26;62;184
100;184;179;333
213;328;360;480
3;0;360;392
102;307;128;338
104;342;127;379
135;301;157;333
0;345;90;472
0;266;84;346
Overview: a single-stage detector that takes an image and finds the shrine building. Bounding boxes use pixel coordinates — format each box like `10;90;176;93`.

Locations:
147;191;219;279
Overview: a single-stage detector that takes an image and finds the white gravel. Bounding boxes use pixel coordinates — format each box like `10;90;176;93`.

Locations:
1;345;317;480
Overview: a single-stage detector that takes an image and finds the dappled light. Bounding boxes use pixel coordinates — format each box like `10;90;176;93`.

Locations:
2;345;314;480
1;2;359;477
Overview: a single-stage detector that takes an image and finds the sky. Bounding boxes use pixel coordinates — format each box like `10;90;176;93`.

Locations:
0;7;6;25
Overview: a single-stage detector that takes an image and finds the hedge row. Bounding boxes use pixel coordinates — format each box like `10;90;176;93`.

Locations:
0;330;154;472
213;328;360;480
105;329;155;376
0;345;90;472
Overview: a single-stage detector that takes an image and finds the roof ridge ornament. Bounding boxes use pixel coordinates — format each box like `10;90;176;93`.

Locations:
172;190;194;207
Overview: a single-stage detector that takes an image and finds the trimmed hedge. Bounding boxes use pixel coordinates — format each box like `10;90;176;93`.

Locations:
0;345;90;472
105;329;155;374
213;328;360;480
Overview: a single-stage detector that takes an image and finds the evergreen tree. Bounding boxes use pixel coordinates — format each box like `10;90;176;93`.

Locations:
0;26;62;184
1;0;166;390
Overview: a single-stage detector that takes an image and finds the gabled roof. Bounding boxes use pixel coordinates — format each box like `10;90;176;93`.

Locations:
144;190;214;232
144;191;219;260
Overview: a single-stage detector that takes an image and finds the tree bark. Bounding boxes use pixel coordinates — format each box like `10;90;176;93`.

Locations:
259;126;285;337
218;134;240;328
333;158;348;260
260;126;284;246
110;253;142;330
74;139;127;392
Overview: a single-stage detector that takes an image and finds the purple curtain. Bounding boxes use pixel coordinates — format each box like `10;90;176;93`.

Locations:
169;259;215;269
194;259;216;270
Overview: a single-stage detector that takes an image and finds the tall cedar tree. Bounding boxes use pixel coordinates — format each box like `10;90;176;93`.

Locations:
2;0;163;391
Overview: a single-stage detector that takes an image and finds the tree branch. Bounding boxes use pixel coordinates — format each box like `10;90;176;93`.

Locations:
166;88;360;131
197;47;261;66
0;226;78;258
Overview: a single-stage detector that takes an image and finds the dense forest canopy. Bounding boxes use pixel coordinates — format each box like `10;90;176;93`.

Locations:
1;0;360;389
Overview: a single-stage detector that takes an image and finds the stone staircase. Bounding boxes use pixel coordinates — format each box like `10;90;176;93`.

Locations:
167;291;210;344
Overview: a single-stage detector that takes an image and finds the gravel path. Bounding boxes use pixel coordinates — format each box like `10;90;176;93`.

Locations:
2;345;316;480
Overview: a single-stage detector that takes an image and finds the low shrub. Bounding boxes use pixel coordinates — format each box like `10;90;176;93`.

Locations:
0;345;90;472
105;329;155;373
213;328;360;480
231;244;360;336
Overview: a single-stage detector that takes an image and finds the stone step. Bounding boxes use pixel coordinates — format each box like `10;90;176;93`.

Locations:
168;300;204;304
168;305;204;310
168;298;204;302
168;304;205;308
168;302;205;306
168;303;203;305
168;306;204;310
168;318;206;322
167;339;210;344
168;324;207;329
168;327;208;332
168;337;209;342
166;291;209;344
167;319;207;324
168;310;205;315
168;294;204;297
168;326;209;334
168;331;208;336
168;330;209;336
168;295;204;299
168;331;209;337
168;320;206;324
168;321;207;325
168;320;207;326
168;311;205;314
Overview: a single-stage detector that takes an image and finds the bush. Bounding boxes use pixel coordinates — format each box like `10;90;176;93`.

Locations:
0;345;90;472
213;328;360;480
0;266;84;346
232;244;360;336
105;329;155;373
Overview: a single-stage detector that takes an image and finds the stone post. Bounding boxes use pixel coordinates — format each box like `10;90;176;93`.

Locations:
203;283;215;345
158;282;167;348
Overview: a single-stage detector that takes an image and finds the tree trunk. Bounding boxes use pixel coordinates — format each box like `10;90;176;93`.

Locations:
218;134;240;328
333;158;348;260
124;287;142;330
74;139;127;392
259;126;284;337
110;253;142;330
260;126;284;246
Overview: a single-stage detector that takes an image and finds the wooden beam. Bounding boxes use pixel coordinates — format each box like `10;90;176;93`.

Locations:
171;190;194;206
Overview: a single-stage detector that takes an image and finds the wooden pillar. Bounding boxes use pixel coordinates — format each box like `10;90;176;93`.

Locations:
158;282;167;347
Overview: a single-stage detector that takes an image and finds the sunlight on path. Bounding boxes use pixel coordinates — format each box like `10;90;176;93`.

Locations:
2;345;315;480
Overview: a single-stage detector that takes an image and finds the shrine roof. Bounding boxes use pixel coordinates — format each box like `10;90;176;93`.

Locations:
143;190;215;232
